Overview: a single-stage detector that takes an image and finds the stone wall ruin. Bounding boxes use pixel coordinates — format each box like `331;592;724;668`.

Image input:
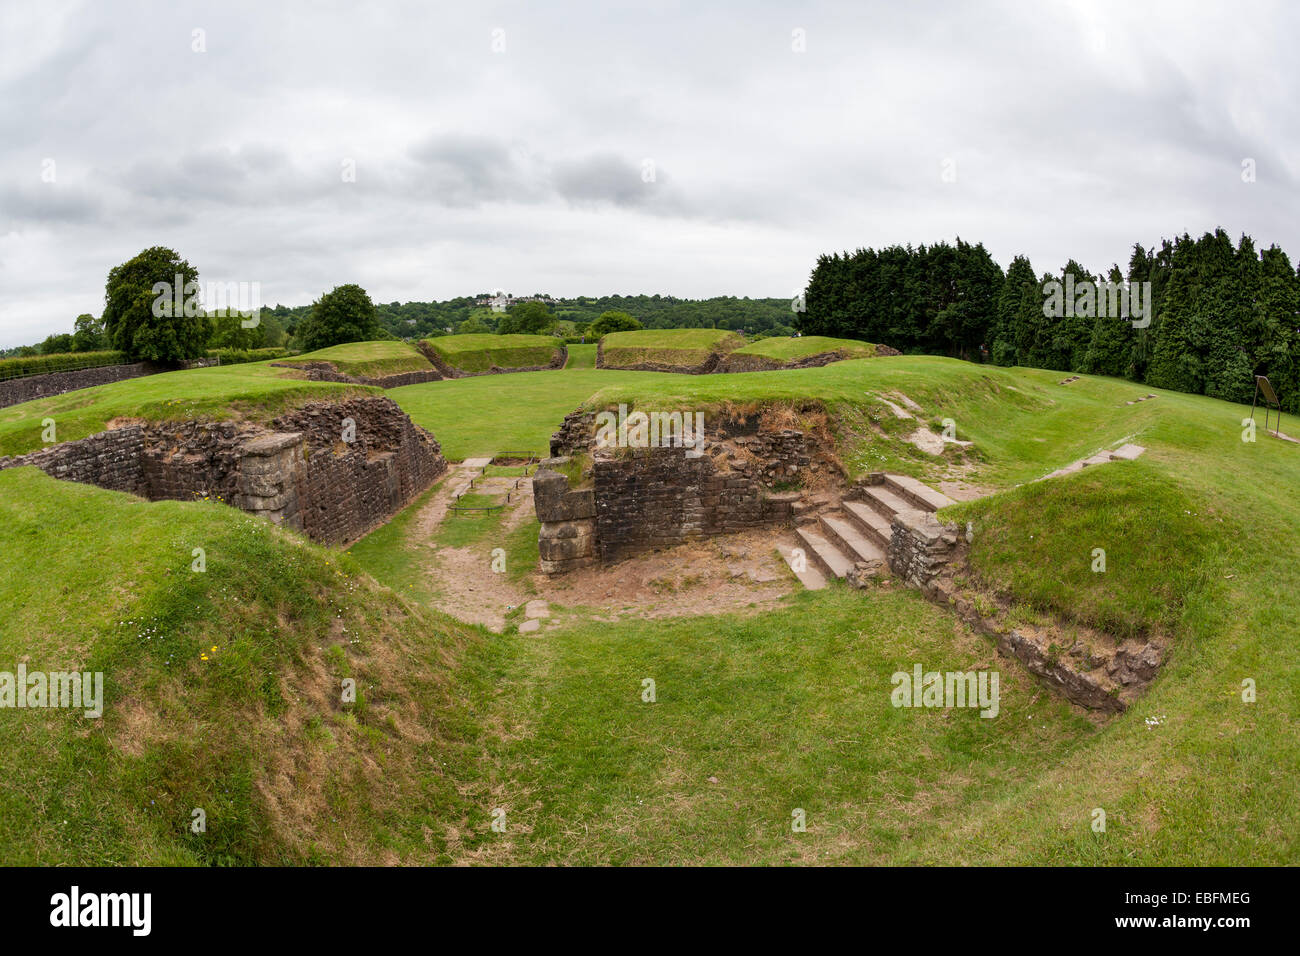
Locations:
0;396;445;545
536;406;841;569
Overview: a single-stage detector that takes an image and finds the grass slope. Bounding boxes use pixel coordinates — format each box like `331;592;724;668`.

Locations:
388;367;685;460
730;335;877;361
599;328;745;368
422;334;562;373
0;466;499;865
4;350;1298;865
285;341;433;378
0;360;376;458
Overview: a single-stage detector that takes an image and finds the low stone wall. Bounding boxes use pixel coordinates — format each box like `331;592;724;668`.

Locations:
0;363;154;410
716;350;850;374
592;446;798;562
595;342;902;376
533;467;598;574
887;509;959;589
538;407;832;570
0;425;149;493
273;398;446;542
271;361;444;388
0;396;446;546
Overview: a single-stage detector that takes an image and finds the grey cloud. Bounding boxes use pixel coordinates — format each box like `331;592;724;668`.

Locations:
2;0;1299;347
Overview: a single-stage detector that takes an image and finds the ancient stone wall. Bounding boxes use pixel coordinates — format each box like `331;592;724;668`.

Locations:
533;467;597;574
591;446;797;562
715;350;850;374
887;509;959;589
538;407;831;570
0;396;445;546
271;361;443;388
0;426;148;494
0;363;153;410
273;398;446;543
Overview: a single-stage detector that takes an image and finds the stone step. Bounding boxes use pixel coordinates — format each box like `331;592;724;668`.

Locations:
861;484;913;521
794;526;854;580
843;500;894;549
819;513;886;565
779;540;828;590
883;473;955;512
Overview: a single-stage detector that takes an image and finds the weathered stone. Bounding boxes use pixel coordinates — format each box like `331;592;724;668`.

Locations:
0;396;445;546
887;509;957;587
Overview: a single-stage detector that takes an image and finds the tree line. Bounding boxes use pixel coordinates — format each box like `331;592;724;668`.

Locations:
797;229;1300;412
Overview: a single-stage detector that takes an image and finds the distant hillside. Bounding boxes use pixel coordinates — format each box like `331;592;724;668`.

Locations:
262;294;797;343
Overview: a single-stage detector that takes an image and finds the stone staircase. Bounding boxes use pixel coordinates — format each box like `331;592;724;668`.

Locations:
782;474;955;589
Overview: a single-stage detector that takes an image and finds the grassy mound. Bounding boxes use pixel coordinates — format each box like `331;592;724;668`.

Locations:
0;467;489;865
946;461;1226;639
282;341;434;379
0;360;376;458
598;328;745;370
729;335;878;363
420;334;562;374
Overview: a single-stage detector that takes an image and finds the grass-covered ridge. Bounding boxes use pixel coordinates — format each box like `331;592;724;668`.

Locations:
421;334;562;373
599;328;746;369
946;461;1227;640
0;359;376;458
729;335;878;361
281;340;434;379
0;466;491;865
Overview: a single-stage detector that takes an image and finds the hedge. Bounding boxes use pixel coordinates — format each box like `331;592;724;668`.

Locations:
0;351;129;381
207;347;293;366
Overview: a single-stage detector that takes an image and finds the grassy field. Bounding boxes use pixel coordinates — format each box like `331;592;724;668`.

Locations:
388;367;684;460
2;343;1297;865
0;359;375;458
564;343;597;369
277;340;434;378
599;327;746;368
729;335;878;361
375;357;1300;864
421;334;562;373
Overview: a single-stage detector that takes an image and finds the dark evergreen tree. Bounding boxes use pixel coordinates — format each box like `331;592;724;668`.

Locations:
991;255;1035;366
1083;264;1135;377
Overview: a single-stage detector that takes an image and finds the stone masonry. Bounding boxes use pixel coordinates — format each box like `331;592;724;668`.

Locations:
0;362;153;410
886;509;960;589
0;396;445;545
533;466;597;574
537;407;830;570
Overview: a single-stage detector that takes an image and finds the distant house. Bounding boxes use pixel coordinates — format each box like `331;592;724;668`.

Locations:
473;293;559;310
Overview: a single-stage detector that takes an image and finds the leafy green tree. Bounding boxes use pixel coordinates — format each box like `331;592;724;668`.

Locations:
588;310;642;337
1256;245;1300;413
71;314;106;352
40;333;74;354
102;246;210;362
456;313;494;335
1147;247;1201;393
207;309;265;350
498;301;554;335
295;284;380;351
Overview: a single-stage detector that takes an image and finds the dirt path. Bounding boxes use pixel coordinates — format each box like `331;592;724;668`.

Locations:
408;461;802;632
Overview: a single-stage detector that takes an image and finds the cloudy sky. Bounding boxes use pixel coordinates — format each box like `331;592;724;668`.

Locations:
1;0;1296;347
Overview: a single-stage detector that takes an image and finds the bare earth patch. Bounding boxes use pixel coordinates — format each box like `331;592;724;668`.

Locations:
418;475;800;630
